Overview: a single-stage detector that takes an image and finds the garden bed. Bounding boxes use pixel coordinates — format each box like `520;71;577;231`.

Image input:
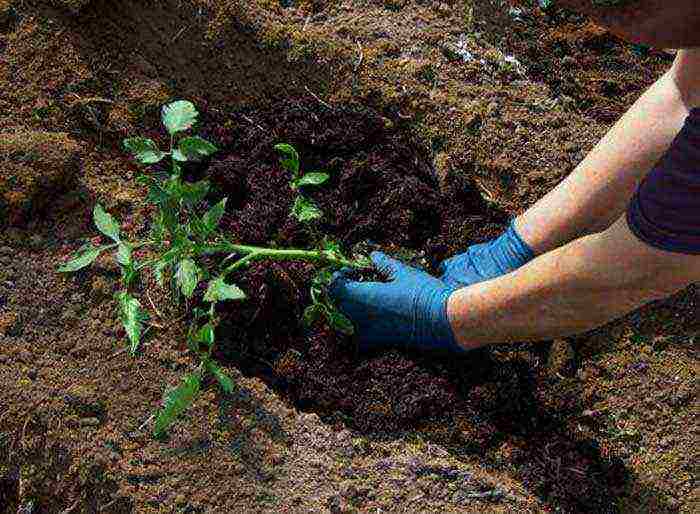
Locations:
1;1;697;513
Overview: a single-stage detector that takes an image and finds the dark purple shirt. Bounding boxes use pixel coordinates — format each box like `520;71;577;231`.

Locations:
627;107;700;254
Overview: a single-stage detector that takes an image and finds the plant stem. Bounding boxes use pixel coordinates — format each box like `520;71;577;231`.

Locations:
216;243;360;278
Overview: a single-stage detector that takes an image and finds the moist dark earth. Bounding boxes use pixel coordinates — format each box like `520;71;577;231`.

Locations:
197;99;510;431
0;1;698;513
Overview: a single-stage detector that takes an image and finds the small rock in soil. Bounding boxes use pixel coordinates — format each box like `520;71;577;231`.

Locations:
80;417;101;427
17;350;32;364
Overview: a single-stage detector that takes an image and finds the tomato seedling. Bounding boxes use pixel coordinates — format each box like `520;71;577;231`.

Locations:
59;100;368;438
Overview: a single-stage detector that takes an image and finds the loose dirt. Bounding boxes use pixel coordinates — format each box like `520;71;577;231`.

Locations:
0;1;697;513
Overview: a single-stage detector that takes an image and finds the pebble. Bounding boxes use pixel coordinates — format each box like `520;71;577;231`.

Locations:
563;142;580;153
0;246;13;255
17;350;32;363
80;417;101;427
486;101;500;117
435;3;451;16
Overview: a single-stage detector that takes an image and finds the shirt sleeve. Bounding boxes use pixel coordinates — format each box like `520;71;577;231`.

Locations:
626;107;700;255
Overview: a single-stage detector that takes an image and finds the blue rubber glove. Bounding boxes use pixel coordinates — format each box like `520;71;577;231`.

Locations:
329;251;466;353
439;222;534;288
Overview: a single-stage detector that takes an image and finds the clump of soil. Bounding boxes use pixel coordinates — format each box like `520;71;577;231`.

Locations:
0;131;83;226
189;99;508;431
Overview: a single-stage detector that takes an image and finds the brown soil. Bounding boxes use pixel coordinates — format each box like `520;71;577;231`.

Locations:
1;1;697;513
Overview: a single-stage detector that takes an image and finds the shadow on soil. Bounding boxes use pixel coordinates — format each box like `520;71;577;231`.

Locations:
0;418;134;513
409;347;681;513
45;0;334;146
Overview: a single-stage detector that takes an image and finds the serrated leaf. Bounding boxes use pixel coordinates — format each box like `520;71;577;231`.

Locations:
58;245;103;272
274;143;300;176
310;268;333;302
202;198;226;233
192;323;215;349
291;196;323;223
303;304;326;327
172;147;187;162
116;242;132;266
93;204;121;242
199;324;215;345
141;176;170;206
161;100;198;135
297;172;329;187
203;277;246;303
328;311;354;335
154;265;165;287
178;180;210;207
154;248;178;287
116;291;149;355
205;360;235;394
177;137;218;162
321;239;342;258
123;137;165;164
176;258;199;298
153;373;201;438
353;254;373;269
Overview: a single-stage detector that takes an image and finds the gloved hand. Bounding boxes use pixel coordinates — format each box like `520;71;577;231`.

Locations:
329;251;467;353
439;221;534;288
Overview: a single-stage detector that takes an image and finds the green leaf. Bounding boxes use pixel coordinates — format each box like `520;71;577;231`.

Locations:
310;268;333;303
153;373;201;438
297;172;330;187
58;245;104;272
123;137;165;164
172;147;187;162
176;258;199;298
116;242;132;266
352;254;373;269
154;248;178;287
321;239;343;259
193;323;215;348
140;175;170;206
115;291;149;355
177;137;218;162
205;360;235;395
291;196;323;223
203;277;246;303
274;143;300;177
328;310;354;335
93;204;121;242
202;198;227;233
303;304;326;327
178;180;210;207
161;100;198;135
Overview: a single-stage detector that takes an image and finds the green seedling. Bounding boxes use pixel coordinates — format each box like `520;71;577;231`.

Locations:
274;143;329;223
59;100;368;438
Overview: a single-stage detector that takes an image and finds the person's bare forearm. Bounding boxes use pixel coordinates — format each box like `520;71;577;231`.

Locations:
516;50;700;256
447;216;700;349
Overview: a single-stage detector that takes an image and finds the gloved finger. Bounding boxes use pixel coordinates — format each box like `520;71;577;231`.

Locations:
328;273;369;304
436;255;455;276
441;275;460;289
370;251;407;279
330;267;354;282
